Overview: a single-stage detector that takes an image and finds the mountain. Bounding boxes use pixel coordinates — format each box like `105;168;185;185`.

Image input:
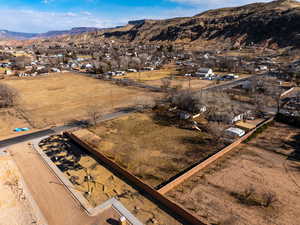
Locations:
0;27;100;40
0;30;37;40
102;0;300;48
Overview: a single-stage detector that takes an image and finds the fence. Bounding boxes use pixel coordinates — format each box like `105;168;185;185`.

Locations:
158;117;274;194
65;131;208;225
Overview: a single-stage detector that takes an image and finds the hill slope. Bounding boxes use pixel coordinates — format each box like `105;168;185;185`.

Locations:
0;27;99;40
103;0;300;48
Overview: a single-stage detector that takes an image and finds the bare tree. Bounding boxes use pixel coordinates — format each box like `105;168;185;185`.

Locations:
86;105;103;126
135;96;155;112
0;84;19;108
161;78;171;92
251;77;283;114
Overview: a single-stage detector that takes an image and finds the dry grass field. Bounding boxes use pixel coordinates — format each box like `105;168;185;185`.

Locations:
145;77;213;90
1;72;153;130
167;122;300;225
118;64;178;82
79;113;219;187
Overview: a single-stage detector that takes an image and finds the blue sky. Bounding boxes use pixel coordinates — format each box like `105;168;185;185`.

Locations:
0;0;272;33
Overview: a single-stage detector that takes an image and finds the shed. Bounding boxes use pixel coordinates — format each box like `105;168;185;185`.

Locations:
225;127;245;138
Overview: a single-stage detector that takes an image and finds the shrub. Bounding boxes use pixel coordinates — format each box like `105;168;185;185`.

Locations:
261;191;278;207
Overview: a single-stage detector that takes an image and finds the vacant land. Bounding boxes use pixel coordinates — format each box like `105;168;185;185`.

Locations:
0;108;31;139
36;136;181;225
0;155;43;225
145;77;213;90
167;122;300;225
79;113;218;187
119;64;178;82
1;72;153;130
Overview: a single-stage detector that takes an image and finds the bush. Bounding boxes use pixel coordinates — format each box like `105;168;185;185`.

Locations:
0;83;19;108
261;191;278;207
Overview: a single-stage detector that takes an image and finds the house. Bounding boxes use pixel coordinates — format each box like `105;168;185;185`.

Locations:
193;68;214;78
231;110;251;123
85;63;93;69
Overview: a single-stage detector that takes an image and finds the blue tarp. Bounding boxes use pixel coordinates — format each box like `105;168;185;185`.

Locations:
13;128;30;132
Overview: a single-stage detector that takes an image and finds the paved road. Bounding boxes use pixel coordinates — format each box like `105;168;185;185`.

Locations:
0;110;133;149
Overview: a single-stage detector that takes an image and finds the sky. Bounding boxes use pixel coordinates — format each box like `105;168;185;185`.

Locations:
0;0;273;33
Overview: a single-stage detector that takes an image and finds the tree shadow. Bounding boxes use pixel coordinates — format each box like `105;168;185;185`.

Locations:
106;218;119;225
284;133;300;162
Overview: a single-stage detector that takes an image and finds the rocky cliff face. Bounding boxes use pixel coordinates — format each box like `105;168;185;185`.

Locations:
103;0;300;48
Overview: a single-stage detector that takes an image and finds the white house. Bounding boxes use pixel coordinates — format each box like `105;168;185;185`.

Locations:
85;63;93;69
194;68;214;78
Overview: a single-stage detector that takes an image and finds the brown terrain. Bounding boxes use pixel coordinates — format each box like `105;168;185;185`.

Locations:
102;0;300;49
9;142;181;225
76;113;219;187
167;122;300;225
0;72;158;137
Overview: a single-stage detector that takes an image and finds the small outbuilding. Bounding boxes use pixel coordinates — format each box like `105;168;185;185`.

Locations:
224;127;245;138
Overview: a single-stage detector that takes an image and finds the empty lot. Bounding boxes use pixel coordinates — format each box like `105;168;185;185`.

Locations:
1;72;154;131
167;122;300;225
79;113;219;187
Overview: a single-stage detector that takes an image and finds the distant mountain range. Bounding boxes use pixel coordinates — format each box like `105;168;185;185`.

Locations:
0;27;99;40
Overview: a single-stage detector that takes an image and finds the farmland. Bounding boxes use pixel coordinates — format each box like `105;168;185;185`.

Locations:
166;122;300;225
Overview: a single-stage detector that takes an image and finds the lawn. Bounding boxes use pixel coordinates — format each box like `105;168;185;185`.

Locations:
79;113;218;187
1;72;152;129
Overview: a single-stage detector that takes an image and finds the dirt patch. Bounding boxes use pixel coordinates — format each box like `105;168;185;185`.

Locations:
167;122;300;225
0;155;43;225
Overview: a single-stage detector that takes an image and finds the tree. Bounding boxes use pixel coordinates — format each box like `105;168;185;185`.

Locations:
251;77;283;114
161;78;171;92
0;84;19;108
86;105;103;126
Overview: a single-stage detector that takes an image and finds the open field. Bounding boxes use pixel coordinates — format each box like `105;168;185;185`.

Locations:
145;77;213;90
118;64;178;82
0;108;32;139
78;113;219;187
0;155;43;225
166;122;300;225
1;72;154;130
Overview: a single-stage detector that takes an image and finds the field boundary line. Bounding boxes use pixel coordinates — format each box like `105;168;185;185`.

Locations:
66;131;208;225
158;117;274;194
